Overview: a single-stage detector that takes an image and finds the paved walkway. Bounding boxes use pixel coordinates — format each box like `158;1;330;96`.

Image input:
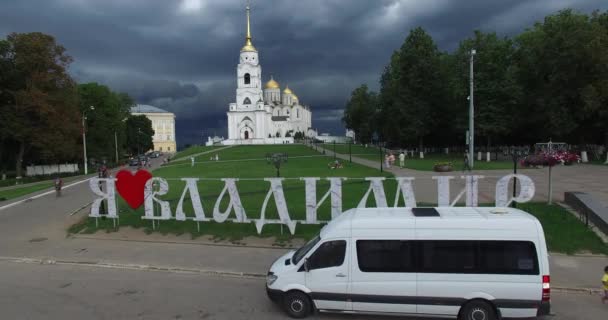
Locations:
316;145;608;206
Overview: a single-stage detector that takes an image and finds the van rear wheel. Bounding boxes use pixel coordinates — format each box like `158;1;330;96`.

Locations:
460;301;497;320
283;291;312;318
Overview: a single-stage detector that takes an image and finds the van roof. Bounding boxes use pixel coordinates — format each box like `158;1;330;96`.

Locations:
320;207;541;238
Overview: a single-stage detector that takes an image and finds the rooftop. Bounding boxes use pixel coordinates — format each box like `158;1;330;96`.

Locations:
321;207;539;238
131;104;172;114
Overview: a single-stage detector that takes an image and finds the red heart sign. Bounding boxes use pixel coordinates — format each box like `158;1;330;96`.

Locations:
115;169;152;209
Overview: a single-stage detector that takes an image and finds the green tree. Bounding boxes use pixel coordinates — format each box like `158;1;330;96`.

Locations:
1;32;80;177
379;27;445;149
515;9;606;143
342;84;377;143
452;31;522;148
78;83;132;162
583;10;608;147
126;115;154;155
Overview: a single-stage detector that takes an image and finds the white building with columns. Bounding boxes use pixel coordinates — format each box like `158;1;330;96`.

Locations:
223;4;314;145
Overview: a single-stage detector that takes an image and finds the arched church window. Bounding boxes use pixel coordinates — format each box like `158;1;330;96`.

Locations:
243;97;251;105
244;73;251;84
297;109;300;118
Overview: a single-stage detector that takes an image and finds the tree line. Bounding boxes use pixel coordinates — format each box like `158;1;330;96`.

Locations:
0;32;155;177
343;9;608;151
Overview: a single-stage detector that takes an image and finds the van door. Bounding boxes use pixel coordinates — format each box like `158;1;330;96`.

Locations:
350;239;417;314
304;239;350;311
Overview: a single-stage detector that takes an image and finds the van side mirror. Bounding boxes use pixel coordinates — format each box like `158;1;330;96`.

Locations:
304;258;309;272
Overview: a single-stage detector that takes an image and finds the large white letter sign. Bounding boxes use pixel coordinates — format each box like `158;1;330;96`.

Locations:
143;177;172;220
213;178;248;223
89;178;118;218
255;178;296;235
432;176;455;207
495;174;535;207
462;175;484;207
301;177;345;223
175;178;208;221
393;177;417;207
433;175;485;207
358;177;388;208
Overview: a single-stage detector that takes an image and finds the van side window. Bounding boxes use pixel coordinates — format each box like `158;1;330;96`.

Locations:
356;240;414;272
420;241;477;273
308;240;346;270
480;241;539;275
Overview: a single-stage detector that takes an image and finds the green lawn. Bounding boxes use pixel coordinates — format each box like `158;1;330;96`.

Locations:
356;153;521;171
320;143;382;156
189;144;321;162
517;202;608;255
70;144;396;241
172;145;225;160
0;182;54;201
587;159;607;165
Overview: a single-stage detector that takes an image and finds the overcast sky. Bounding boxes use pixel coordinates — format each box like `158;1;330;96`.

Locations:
1;0;606;147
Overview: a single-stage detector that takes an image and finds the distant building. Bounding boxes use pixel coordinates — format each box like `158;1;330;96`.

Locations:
130;104;177;153
223;4;314;145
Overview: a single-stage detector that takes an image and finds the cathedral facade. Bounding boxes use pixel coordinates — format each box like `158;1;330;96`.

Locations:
224;4;314;145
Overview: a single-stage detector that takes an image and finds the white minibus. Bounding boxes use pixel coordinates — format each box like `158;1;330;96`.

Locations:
266;207;551;319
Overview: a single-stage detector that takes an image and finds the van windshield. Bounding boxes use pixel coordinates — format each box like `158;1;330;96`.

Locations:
292;235;320;265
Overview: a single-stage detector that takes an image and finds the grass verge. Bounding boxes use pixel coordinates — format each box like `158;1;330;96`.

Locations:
518;202;608;255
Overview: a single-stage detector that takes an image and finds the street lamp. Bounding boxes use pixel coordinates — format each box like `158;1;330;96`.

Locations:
82;105;95;175
502;146;529;208
266;153;288;177
372;132;382;172
137;128;142;155
468;49;476;169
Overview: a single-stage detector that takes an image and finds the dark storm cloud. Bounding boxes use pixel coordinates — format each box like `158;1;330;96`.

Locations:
1;0;606;146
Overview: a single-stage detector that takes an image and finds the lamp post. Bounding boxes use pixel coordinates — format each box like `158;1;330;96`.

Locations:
372;132;382;172
137;128;141;156
333;140;336;161
349;139;352;163
502;146;529;208
266;153;288;177
468;49;476;169
82;105;95;175
114;131;119;164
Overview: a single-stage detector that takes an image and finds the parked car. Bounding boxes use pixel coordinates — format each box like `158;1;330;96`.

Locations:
265;207;550;319
128;158;139;166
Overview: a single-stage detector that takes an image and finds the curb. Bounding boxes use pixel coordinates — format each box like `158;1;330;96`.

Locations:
0;256;266;279
553;286;604;295
0;256;603;294
71;234;300;250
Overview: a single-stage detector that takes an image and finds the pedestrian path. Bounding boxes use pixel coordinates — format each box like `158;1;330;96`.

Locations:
171;145;234;162
314;144;608;205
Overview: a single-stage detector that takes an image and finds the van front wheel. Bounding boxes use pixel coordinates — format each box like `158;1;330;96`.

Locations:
283;291;312;318
460;301;497;320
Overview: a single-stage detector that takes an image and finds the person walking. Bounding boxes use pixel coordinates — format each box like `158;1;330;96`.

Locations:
463;152;472;172
54;176;63;197
399;152;405;168
385;154;391;168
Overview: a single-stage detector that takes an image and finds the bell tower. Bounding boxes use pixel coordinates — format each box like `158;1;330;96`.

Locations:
235;1;263;111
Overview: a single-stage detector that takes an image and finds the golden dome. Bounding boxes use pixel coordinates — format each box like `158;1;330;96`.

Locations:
241;39;257;52
283;86;293;94
292;94;299;101
265;76;280;89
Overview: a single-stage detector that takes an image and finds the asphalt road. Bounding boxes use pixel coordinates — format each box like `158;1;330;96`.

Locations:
0;260;605;320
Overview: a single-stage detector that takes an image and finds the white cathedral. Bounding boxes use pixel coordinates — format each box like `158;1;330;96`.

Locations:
223;4;315;145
